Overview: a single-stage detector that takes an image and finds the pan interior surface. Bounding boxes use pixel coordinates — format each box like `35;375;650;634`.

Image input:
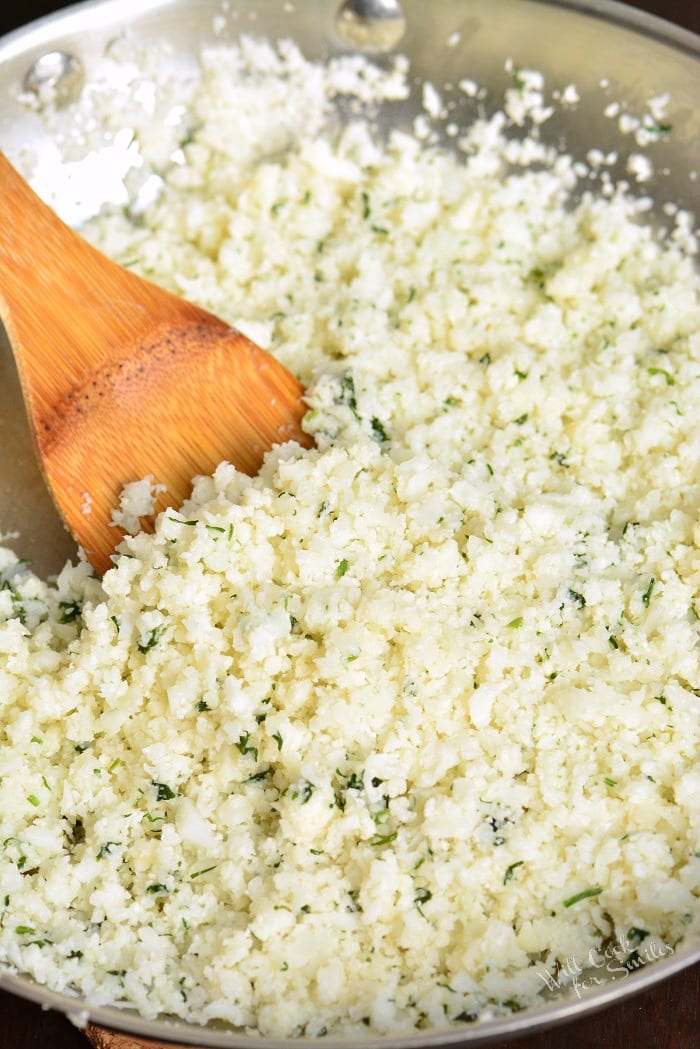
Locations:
0;1;698;1046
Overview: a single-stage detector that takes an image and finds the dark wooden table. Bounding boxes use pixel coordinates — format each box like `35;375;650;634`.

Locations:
0;0;698;1047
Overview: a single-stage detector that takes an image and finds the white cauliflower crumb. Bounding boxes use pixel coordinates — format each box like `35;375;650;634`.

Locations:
627;152;654;182
422;81;443;120
109;476;166;534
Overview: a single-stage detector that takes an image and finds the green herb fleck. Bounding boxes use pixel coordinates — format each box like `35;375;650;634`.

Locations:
58;599;82;624
647;367;675;386
642;577;655;608
96;842;121;860
414;886;432;917
346;770;365;791
246;768;271;783
137;626;162;653
511;67;526;96
645;122;673;136
563;886;603;908
339;374;360;419
167;516;197;526
370;831;398;847
236;733;259;761
371;416;389;442
504;861;524;885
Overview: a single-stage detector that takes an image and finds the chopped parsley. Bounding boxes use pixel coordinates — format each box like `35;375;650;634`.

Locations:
137;626;163;653
96;841;121;860
235;733;259;761
563;886;603;908
338;373;359;419
369;831;398;847
414;886;433;917
190;865;217;879
568;589;586;608
642;577;655;608
370;416;389;442
58;599;82;624
647;368;675;385
504;860;524;885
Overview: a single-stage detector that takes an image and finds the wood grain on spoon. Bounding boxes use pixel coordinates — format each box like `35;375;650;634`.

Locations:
0;152;311;575
85;1023;188;1049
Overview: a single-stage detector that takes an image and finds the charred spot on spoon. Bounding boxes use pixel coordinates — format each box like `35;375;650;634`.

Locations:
334;0;406;52
22;51;84;110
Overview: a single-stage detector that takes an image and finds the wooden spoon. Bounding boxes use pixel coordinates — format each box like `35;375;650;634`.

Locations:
84;1015;216;1047
0;152;311;575
86;1022;185;1049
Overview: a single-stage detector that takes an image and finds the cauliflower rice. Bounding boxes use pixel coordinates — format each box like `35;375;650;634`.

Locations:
1;34;699;1039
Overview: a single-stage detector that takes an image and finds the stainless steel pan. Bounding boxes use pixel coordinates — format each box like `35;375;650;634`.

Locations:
0;1;698;1045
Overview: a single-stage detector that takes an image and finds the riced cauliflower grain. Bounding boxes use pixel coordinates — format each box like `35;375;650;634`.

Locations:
0;36;699;1040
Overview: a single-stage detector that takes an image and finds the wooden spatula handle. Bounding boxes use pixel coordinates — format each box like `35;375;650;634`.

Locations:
86;1022;192;1049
